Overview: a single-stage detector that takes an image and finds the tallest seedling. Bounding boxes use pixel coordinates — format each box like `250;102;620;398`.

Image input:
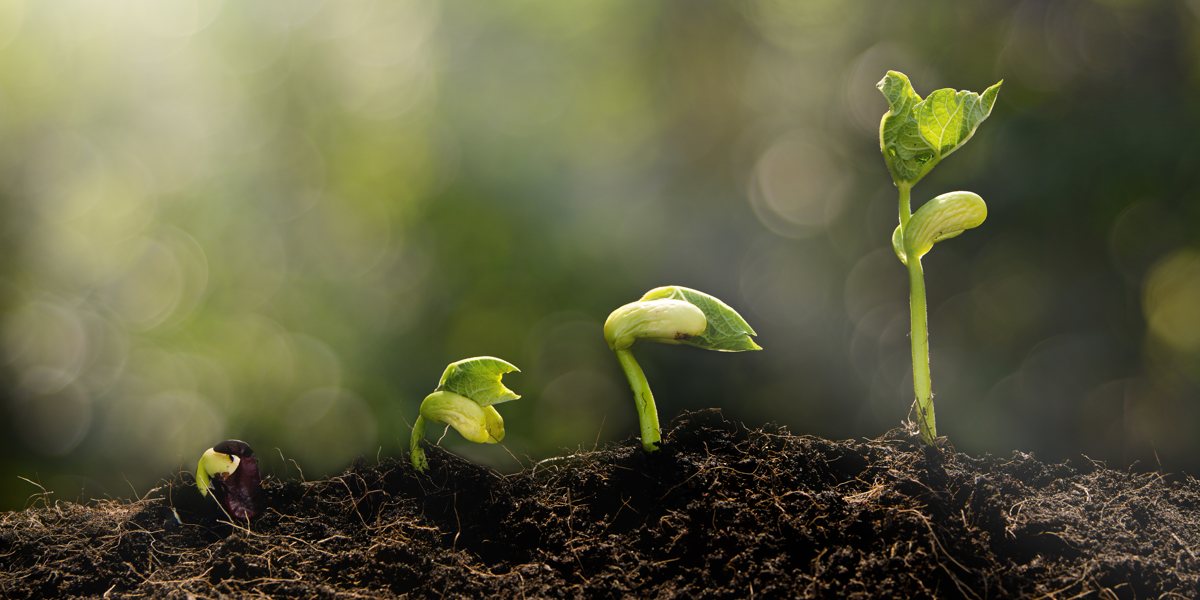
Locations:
878;70;1002;445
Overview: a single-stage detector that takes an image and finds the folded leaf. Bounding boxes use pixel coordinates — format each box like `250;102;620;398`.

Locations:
604;298;707;351
903;191;987;260
419;390;504;444
892;224;908;266
196;448;240;498
877;71;932;185
482;405;505;443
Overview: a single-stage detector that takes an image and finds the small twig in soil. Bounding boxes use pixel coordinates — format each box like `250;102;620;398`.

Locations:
206;491;253;534
592;414;606;451
276;447;306;482
17;476;53;509
897;508;974;581
452;492;462;551
1072;483;1092;503
497;442;526;470
1171;532;1197;560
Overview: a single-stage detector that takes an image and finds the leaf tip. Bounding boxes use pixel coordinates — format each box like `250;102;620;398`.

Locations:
877;70;918;112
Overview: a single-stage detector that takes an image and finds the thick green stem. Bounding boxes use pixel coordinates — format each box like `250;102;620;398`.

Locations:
906;253;936;445
409;415;428;471
898;183;912;227
615;349;661;452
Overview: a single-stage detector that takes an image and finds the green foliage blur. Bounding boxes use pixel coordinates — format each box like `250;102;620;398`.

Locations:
2;0;1200;510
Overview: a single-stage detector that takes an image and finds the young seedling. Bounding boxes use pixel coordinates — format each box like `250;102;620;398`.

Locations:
196;439;265;520
409;356;521;471
878;70;1001;445
604;285;760;452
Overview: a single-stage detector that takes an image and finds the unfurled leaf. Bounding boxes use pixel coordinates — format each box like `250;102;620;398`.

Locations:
915;81;1002;161
437;356;521;406
878;71;1002;186
903;191;987;260
639;285;761;352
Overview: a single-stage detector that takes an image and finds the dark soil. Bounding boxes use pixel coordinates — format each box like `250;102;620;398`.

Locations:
2;410;1198;598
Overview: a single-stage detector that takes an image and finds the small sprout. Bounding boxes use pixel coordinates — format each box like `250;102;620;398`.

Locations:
604;285;761;452
878;70;1002;445
409;356;521;472
196;440;264;520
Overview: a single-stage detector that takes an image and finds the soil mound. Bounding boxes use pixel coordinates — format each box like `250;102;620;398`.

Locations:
2;410;1198;598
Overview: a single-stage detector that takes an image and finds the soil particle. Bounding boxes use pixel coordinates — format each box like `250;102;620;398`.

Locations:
2;410;1198;598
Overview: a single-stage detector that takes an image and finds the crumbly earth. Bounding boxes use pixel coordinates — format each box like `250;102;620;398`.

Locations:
2;410;1198;598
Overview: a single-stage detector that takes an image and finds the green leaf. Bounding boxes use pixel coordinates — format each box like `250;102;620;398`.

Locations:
877;71;933;185
437;356;521;406
639;286;761;352
878;71;1002;186
879;70;920;116
915;80;1002;161
903;191;987;260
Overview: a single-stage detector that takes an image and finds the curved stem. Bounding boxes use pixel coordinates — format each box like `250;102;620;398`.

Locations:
409;415;428;471
906;255;936;445
615;349;661;452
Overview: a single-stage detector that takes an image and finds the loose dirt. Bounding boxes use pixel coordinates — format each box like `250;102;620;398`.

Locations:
2;410;1198;598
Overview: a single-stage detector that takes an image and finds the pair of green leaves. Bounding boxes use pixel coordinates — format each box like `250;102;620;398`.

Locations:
604;285;761;353
418;356;520;445
880;71;1000;264
879;70;1002;187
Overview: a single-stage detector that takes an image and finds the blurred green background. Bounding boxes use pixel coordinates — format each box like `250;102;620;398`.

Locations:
3;0;1200;510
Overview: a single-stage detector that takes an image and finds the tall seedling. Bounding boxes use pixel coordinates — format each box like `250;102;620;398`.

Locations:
878;70;1001;445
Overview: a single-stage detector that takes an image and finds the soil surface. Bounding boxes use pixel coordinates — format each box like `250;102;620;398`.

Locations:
2;410;1198;598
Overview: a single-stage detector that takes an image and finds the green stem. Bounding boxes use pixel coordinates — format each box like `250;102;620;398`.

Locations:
615;349;661;452
898;181;935;444
409;415;428;471
906;254;936;445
